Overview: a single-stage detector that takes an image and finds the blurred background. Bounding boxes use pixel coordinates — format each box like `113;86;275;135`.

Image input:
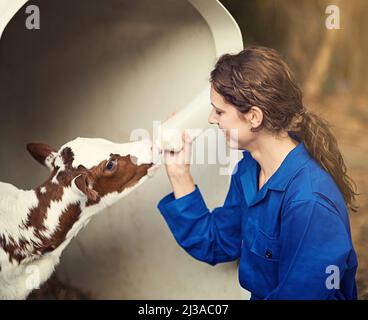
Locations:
0;0;367;299
221;0;368;299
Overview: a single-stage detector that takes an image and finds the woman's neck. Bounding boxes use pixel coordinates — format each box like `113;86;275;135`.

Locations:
248;132;300;184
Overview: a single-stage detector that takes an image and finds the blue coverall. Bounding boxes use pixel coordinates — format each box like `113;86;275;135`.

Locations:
157;142;358;300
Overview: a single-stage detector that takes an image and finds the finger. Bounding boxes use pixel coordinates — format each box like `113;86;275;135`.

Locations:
163;150;176;163
183;131;193;144
183;131;192;165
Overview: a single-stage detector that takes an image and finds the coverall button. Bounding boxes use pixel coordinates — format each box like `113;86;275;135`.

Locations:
265;249;273;259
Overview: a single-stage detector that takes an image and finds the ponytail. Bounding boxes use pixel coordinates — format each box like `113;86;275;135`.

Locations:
292;110;359;212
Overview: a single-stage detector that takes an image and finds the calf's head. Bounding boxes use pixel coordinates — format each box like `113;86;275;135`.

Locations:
0;137;157;267
27;137;156;207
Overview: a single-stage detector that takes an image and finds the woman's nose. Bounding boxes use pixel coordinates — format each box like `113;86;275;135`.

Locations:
208;111;218;125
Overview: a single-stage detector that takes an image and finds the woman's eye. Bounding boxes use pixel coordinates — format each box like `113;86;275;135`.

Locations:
215;110;223;115
106;160;116;171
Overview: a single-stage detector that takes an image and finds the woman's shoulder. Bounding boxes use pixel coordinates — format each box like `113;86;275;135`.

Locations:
285;159;348;217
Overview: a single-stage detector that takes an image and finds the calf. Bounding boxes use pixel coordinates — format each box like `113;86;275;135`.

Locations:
0;137;157;299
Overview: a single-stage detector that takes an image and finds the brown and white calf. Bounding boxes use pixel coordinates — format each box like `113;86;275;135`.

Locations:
0;137;157;299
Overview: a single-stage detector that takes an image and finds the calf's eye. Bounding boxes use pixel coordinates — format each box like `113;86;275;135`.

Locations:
106;160;117;171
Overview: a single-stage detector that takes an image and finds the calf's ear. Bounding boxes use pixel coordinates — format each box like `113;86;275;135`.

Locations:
73;173;100;204
27;143;57;170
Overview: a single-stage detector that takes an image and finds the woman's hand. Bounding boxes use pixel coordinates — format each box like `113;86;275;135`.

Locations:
163;131;193;178
161;112;195;198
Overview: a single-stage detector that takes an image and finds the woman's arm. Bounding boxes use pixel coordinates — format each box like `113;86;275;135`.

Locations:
158;132;243;265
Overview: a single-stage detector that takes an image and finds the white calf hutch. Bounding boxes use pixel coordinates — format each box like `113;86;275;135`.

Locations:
0;0;247;299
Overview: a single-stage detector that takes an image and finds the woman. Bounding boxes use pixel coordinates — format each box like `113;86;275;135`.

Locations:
157;46;358;300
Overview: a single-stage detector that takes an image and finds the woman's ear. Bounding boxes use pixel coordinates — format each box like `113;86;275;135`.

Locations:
248;106;264;129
